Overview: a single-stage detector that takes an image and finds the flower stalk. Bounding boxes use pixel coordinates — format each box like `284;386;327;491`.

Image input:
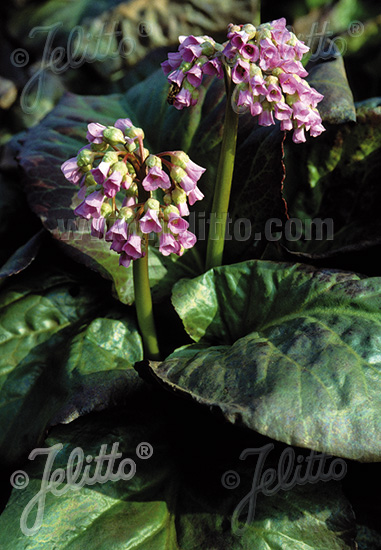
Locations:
133;246;161;360
205;65;239;270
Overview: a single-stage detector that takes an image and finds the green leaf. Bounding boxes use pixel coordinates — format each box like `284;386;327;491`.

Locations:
0;171;42;268
283;100;381;261
306;43;356;124
158;260;381;461
0;399;356;549
0;270;143;466
0;230;45;281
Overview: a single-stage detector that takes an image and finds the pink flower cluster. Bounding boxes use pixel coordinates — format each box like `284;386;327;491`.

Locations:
61;119;205;267
162;19;325;143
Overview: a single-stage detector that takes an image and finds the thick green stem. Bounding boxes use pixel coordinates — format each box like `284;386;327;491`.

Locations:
133;249;161;360
205;71;239;271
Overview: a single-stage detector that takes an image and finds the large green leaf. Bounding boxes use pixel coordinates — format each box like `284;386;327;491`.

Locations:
148;260;381;461
0;270;143;466
282;100;381;263
305;43;356;124
0;396;356;549
0;230;45;281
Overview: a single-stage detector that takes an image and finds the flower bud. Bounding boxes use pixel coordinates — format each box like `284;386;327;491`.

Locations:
172;186;187;204
272;67;284;77
256;27;271;41
103;126;125;146
285;92;299;106
85;184;97;196
201;41;215;56
144;198;160;212
81;164;92;173
242;23;256;39
77;149;93;167
163;204;180;221
126;162;136;177
101;202;113;217
85;172;97;186
118;207;135;223
126;141;137;153
91;142;109;152
266;75;279;86
180;61;192;72
171;151;189;169
182;79;195;92
145;155;162;169
163;193;172;205
170;165;187;184
103;151;119;164
249;64;263;78
228;24;241;34
110;161;128;177
126;182;138;196
125;126;145;141
196;55;209;66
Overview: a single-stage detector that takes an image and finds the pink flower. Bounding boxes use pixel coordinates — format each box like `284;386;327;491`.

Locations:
123;196;137;208
279;73;304;95
232;59;251;84
61;157;83;185
250;74;267;95
167;213;189;234
122;234;144;259
161;52;183;74
184;158;206;181
159;233;181;256
240;43;259;62
168;69;186;87
188;186;204;206
250;101;263;116
179;35;203;62
274;102;293;121
176;201;190;217
281;119;293;131
178;173;197;193
259;38;281;71
186;64;203;87
105;218;129;242
294;40;310;60
266;82;283;102
178;230;197;249
91;216;106;239
173;88;193;110
114;118;133;133
293;127;306;143
104;171;123;198
142;166;171;191
86;123;106;144
91;161;111;185
74;190;104;219
119;253;132;268
139;209;162;234
280;60;308;77
202;58;224;79
258;109;275;126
